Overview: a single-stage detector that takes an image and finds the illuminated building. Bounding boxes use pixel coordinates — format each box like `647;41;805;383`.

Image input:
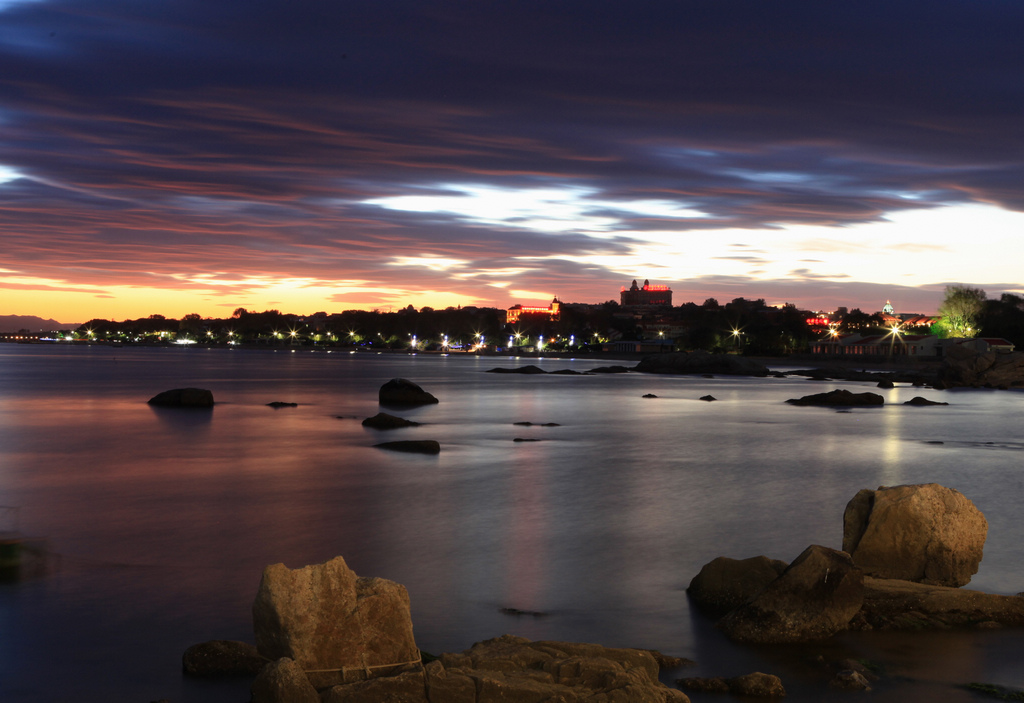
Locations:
620;279;672;308
506;297;561;324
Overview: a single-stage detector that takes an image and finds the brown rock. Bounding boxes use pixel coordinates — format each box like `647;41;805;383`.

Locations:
717;545;863;643
939;346;1024;388
831;669;872;690
438;635;690;702
182;639;265;677
676;677;730;692
729;671;786;696
842;484;987;587
423;660;476;703
687;555;789;616
321;669;427;703
855;576;1024;630
252;556;419;689
250;658;319;703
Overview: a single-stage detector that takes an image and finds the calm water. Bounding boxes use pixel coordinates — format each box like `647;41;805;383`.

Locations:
1;345;1022;702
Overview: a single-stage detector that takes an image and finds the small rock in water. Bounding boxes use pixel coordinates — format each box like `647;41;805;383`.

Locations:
266;401;298;408
831;669;872;691
362;412;420;429
699;395;717;402
500;607;548;617
148;388;214;407
512;438;543;442
903;396;949;406
182;640;265;677
374;440;441;455
642;393;658;398
378;378;439;406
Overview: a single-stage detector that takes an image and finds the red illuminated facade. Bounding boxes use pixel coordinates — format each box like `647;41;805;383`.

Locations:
620;279;672;308
507;297;561;324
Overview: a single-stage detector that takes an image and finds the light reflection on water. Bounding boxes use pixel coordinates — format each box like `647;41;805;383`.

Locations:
1;346;1023;702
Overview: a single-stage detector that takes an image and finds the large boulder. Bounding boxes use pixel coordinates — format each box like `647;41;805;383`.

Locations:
252;556;419;689
785;389;884;406
378;378;439;406
717;545;864;643
939;345;1024;388
634;351;769;377
147;388;214;407
687;555;789;616
842;484;987;587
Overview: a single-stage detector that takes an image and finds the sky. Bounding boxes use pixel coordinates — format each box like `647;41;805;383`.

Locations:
2;0;1023;323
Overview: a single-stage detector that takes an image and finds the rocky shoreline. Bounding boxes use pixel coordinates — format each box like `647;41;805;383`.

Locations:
174;482;1024;702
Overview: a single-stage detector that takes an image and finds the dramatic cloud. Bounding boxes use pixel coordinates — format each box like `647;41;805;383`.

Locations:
2;0;1023;321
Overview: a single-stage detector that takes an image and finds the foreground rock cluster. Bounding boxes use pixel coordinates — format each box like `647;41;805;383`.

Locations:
689;483;1024;643
190;555;691;702
180;483;1024;701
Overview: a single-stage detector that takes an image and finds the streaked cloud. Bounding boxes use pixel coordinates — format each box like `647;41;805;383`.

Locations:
1;0;1022;320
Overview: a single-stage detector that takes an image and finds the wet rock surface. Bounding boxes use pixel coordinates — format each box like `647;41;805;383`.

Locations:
362;412;420;429
785;389;884;406
147;388;214;407
717;545;864;643
378;378;439;406
374;440;441;454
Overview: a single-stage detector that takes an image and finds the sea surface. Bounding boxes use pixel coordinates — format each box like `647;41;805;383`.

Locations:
1;344;1022;702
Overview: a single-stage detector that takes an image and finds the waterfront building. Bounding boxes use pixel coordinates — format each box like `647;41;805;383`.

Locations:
620;279;672;308
506;297;561;324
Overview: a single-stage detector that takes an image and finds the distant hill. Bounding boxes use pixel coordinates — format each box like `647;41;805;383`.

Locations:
0;315;81;332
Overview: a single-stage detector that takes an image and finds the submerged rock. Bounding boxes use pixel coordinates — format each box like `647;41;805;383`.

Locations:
362;412;420;429
147;388;214;407
843;483;987;587
903;396;949;406
182;640;265;677
677;673;785;697
375;440;441;454
266;402;298;408
486;365;547;374
785;389;884;407
378;378;438;406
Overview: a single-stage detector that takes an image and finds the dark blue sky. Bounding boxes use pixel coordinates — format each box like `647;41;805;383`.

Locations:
2;0;1023;320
